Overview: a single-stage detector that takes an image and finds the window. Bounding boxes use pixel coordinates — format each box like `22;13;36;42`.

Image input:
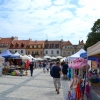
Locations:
32;46;34;48
34;45;36;48
57;50;59;54
21;43;24;47
51;50;53;54
30;46;32;48
41;51;42;54
55;44;59;48
68;52;70;55
38;45;40;48
50;44;54;48
63;52;65;54
45;44;49;48
32;51;34;54
46;51;48;54
21;50;23;53
72;51;74;54
28;51;30;54
41;45;42;48
0;50;1;53
15;50;17;53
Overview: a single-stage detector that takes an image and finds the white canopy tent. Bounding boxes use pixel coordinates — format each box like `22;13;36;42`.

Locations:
44;55;51;59
13;52;22;57
50;56;57;60
67;49;86;61
60;57;66;62
28;55;36;62
56;56;63;59
35;57;43;61
20;55;30;62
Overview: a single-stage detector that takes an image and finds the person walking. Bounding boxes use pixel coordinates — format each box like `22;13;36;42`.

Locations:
62;62;68;79
29;62;34;76
43;61;46;73
51;61;62;94
46;63;50;73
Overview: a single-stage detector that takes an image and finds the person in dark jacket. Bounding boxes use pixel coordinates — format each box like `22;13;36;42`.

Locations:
62;62;68;79
52;61;62;94
29;62;34;76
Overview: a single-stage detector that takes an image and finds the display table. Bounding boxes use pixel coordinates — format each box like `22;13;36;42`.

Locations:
89;81;100;87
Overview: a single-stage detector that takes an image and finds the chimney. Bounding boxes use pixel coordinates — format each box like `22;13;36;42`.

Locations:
14;36;18;40
29;38;32;41
35;40;37;43
81;40;83;43
11;36;14;39
61;39;63;42
79;40;80;44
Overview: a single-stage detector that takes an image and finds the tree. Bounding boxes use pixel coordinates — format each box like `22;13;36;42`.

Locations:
84;19;100;50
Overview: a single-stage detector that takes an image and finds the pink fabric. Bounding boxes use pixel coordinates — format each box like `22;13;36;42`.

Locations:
69;58;90;69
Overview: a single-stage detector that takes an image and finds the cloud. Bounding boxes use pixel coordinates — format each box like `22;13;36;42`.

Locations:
0;0;100;44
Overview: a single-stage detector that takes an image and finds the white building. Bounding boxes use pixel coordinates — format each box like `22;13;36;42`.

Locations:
44;49;61;56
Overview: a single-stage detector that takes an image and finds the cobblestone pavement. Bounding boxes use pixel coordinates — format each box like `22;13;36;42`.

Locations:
0;69;67;100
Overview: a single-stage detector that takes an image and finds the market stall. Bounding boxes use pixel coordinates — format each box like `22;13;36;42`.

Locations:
87;41;100;100
68;57;90;100
0;50;29;76
0;56;5;76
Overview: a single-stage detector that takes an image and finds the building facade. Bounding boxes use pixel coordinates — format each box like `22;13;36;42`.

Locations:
0;36;18;53
9;39;30;55
0;36;84;57
26;41;45;57
62;40;84;57
44;40;62;56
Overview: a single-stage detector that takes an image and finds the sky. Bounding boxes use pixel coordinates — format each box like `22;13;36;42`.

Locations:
0;0;100;44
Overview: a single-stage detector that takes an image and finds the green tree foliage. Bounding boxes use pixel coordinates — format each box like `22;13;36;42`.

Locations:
84;19;100;50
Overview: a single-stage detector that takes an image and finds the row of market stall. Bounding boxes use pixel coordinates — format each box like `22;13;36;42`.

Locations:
0;49;65;76
64;44;100;100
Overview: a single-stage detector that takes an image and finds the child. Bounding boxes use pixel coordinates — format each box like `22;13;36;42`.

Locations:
66;91;72;100
66;91;76;100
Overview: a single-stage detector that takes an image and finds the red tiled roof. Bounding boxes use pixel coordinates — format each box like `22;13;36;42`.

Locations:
0;38;14;47
10;40;30;49
28;41;45;45
62;41;72;46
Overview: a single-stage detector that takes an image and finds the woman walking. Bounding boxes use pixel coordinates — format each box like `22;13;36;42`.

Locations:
46;63;50;73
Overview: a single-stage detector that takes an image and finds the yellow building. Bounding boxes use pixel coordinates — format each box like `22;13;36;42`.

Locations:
26;41;45;57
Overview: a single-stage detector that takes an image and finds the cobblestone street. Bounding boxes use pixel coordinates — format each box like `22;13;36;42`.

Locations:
0;69;70;100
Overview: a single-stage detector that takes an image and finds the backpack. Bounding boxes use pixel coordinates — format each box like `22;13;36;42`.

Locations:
50;66;54;77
